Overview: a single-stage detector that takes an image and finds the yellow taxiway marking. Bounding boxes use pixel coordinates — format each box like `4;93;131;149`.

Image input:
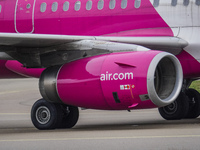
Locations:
0;135;200;142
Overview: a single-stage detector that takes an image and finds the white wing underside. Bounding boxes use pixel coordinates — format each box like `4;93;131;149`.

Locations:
0;33;188;67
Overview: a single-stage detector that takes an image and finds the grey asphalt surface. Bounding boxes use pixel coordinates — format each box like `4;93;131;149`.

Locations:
0;78;200;150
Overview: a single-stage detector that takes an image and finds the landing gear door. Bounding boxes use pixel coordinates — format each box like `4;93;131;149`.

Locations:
15;0;36;33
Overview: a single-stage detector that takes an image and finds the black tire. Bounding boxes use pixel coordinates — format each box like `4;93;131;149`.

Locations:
185;88;200;118
31;99;62;130
57;105;79;129
158;92;189;120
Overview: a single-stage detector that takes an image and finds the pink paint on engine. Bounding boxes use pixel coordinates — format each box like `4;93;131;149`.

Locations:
57;51;162;110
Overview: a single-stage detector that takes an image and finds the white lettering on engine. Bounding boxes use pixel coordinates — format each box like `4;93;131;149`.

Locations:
100;71;133;81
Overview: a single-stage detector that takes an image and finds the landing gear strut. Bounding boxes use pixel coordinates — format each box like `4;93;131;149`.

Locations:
56;104;79;129
158;89;200;120
31;99;79;130
185;89;200;118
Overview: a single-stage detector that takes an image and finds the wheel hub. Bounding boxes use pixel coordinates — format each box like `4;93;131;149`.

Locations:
163;101;177;115
36;106;51;124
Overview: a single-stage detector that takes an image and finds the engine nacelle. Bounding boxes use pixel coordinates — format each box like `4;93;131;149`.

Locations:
40;51;183;110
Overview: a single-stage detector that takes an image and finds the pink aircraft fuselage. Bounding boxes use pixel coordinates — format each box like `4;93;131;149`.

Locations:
0;0;199;78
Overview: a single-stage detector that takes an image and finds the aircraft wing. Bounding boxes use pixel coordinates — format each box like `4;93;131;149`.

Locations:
0;33;188;67
0;33;187;48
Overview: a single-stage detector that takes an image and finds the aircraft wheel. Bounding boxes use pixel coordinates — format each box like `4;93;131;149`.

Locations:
57;104;79;129
31;99;62;130
185;88;200;118
158;92;189;120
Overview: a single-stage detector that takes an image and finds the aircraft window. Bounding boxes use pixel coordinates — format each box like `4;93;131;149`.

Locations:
121;0;127;9
52;2;58;12
86;0;92;10
153;0;159;7
98;0;104;10
183;0;189;6
134;0;141;8
171;0;177;6
63;1;70;11
75;1;81;11
0;5;1;13
109;0;116;9
196;0;200;5
40;2;47;13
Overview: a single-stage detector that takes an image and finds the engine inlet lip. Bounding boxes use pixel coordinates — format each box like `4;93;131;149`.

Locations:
147;52;183;107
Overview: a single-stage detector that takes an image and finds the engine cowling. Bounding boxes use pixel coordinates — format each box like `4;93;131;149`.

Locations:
40;51;183;110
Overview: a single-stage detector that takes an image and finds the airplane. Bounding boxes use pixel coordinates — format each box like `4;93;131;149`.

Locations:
0;0;199;130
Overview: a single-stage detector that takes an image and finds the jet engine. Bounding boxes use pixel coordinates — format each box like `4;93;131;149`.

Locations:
39;51;183;110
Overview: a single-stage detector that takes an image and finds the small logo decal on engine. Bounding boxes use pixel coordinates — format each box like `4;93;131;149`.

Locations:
120;84;135;99
120;84;135;90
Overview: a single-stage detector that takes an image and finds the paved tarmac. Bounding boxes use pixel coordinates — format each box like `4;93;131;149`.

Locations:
0;78;200;150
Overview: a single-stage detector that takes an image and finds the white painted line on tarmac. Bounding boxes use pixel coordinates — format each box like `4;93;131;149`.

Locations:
0;134;200;142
